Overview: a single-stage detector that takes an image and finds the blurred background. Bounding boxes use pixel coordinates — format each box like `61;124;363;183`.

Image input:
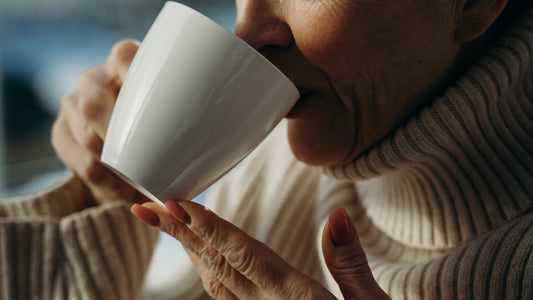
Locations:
1;1;236;298
0;0;236;197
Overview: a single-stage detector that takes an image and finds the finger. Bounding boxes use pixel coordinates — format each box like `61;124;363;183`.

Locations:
75;65;119;141
165;200;335;299
61;92;105;157
131;204;236;297
133;202;257;299
52;109;104;183
72;40;138;142
321;208;390;300
131;203;160;226
52;114;146;203
185;249;239;300
106;39;140;84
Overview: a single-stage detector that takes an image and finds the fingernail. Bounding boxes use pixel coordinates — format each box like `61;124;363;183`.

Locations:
131;204;159;227
329;208;355;246
166;200;191;225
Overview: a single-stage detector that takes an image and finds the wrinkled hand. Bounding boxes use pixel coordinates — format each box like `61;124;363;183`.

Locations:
132;201;389;299
52;40;149;204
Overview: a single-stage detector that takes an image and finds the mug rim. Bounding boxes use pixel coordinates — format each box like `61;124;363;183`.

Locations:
163;1;298;96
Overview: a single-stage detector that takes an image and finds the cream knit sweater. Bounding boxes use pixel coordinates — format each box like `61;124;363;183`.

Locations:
207;4;533;299
1;4;532;300
0;178;160;299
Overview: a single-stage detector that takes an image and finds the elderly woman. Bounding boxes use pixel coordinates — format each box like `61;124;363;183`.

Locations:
2;0;532;298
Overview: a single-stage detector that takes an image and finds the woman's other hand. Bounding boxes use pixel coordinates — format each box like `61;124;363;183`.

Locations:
322;208;390;299
131;201;390;299
52;40;149;205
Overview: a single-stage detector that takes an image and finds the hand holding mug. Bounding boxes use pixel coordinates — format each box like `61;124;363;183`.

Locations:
132;202;390;299
101;2;299;203
54;2;299;205
52;40;149;204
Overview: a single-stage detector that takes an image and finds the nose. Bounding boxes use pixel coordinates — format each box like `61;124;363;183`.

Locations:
234;0;293;52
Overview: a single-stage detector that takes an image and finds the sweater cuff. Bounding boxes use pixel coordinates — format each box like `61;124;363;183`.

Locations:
0;218;63;299
0;173;94;218
1;202;159;299
59;201;160;300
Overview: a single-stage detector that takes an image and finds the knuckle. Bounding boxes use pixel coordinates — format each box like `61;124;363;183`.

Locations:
161;222;193;243
195;218;218;241
199;245;258;297
163;223;182;239
225;241;254;275
331;250;371;277
199;245;227;276
197;242;259;299
203;278;227;299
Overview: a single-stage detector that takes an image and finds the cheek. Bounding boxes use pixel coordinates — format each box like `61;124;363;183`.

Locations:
288;5;377;89
290;16;351;75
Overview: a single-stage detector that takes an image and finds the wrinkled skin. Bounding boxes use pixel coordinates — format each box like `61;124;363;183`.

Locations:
131;201;389;299
234;0;508;166
236;0;460;166
51;0;509;297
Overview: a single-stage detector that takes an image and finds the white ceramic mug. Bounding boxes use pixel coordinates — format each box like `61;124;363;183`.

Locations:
101;1;299;203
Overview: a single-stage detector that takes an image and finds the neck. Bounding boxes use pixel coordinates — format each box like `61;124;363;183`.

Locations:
326;6;533;249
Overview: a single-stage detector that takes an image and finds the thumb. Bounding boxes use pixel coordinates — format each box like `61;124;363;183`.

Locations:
321;208;390;300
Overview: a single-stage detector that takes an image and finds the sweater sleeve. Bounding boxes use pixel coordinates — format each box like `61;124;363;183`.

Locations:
0;174;94;218
0;175;159;300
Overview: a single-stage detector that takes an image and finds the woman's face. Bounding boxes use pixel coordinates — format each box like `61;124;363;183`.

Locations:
235;0;461;165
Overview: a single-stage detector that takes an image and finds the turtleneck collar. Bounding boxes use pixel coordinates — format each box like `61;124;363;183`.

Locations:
326;6;533;250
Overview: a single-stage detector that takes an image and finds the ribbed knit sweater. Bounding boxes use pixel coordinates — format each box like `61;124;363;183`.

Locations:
321;5;533;298
0;177;159;299
1;4;532;300
206;4;533;299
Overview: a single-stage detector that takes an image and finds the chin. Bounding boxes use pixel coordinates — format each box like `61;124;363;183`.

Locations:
286;120;351;166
